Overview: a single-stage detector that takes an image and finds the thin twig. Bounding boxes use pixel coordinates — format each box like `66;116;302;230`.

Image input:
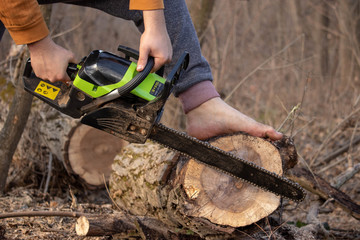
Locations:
298;153;321;188
332;163;360;189
290;74;311;136
292;118;314;137
43;153;53;195
224;34;304;102
0;211;89;219
317;156;347;174
102;174;121;211
51;21;83;39
277;103;300;132
347;120;358;168
314;135;360;167
310;106;360;166
259;56;315;71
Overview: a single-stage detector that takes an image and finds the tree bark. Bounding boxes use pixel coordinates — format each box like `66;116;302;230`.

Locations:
0;6;53;193
0;48;32;193
110;133;295;238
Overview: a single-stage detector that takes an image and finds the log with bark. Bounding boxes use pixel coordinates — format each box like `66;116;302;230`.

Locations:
18;104;127;188
109;133;297;238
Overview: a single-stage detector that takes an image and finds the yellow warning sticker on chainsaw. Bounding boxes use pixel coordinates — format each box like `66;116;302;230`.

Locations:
35;81;60;100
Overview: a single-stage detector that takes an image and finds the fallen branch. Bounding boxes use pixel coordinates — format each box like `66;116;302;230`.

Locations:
0;210;89;219
287;166;360;220
332;163;360;188
310;107;360;166
75;214;135;236
315;135;360;167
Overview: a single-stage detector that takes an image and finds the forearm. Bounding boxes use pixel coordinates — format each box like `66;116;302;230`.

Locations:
143;9;167;32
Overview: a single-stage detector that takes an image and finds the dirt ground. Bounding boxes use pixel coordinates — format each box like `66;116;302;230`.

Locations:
0;158;359;240
0;187;113;240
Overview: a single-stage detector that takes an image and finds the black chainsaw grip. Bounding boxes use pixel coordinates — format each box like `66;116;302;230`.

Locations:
23;58;78;80
24;59;33;78
117;56;154;96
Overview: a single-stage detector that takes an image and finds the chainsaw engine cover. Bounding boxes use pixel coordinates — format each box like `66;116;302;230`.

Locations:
73;50;166;101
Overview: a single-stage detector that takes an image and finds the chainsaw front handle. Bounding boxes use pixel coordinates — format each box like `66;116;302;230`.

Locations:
116;56;154;96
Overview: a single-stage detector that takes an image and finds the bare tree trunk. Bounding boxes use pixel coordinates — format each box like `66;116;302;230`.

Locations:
0;6;52;193
189;0;215;44
0;49;32;193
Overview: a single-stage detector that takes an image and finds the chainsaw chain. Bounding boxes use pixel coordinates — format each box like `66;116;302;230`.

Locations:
151;123;306;202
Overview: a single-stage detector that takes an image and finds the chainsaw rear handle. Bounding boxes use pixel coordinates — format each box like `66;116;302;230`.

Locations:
23;58;78;80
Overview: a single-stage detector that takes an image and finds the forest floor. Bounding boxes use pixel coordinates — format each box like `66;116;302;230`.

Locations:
0;152;359;240
0;187;113;240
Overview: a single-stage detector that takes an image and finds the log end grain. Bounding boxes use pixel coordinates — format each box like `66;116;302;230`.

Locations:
75;216;90;236
67;124;127;186
180;133;283;227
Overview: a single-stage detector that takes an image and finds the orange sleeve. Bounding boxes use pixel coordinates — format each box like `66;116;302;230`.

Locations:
0;0;49;45
129;0;164;10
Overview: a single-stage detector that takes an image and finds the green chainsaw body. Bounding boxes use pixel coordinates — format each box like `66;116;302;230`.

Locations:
23;45;189;143
72;50;165;101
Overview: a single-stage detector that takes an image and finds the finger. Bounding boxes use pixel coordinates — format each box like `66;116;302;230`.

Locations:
68;52;77;64
152;58;164;73
152;54;172;73
137;47;150;72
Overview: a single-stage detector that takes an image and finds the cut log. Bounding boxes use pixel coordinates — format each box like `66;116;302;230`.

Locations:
181;134;282;227
75;214;204;239
110;133;294;238
66;123;126;186
75;214;135;236
18;105;126;187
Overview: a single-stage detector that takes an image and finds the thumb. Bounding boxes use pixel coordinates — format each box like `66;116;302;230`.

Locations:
68;52;77;64
137;47;149;72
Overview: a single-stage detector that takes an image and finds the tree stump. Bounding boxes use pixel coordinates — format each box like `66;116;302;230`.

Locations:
110;133;291;238
18;103;126;187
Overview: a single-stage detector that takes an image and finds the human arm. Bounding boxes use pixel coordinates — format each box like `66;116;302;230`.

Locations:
0;0;75;83
129;1;172;72
137;9;172;72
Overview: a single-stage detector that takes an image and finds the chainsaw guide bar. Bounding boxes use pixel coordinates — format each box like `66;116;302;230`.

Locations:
150;123;306;202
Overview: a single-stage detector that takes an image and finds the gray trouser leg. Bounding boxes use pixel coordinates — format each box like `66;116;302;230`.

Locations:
42;0;213;95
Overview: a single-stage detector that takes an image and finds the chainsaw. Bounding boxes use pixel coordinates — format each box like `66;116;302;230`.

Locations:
23;45;305;202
